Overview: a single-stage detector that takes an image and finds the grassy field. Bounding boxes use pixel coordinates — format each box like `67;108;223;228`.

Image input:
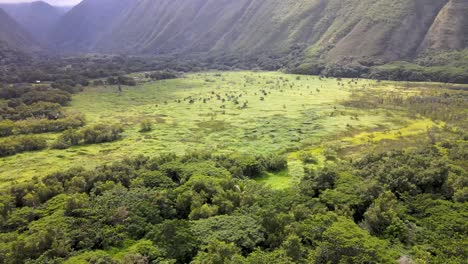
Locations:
0;71;444;188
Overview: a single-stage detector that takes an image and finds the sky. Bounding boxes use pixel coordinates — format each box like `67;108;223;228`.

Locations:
0;0;81;6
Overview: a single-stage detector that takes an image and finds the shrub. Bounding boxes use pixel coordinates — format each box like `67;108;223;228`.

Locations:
14;114;86;135
0;120;14;137
139;120;153;133
298;151;318;164
51;129;83;149
0;135;47;157
148;71;178;81
82;124;124;144
261;154;288;172
52;124;124;149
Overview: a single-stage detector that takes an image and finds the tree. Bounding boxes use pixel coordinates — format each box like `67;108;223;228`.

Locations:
245;249;294;264
191;215;264;251
363;191;408;241
282;234;305;262
300;166;338;197
192;240;243;264
148;220;198;263
312;218;397;264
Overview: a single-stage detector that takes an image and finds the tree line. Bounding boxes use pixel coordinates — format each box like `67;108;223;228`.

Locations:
0;141;465;263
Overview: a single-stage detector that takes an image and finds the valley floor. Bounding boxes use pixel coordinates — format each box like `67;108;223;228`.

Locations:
1;71;462;188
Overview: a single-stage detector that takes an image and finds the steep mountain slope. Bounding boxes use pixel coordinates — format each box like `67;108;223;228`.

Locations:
51;0;467;66
50;0;135;52
305;0;449;63
96;0;329;55
0;8;38;52
0;1;63;43
419;0;468;51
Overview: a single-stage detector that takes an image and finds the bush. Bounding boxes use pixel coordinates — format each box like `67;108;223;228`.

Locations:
52;124;124;149
147;71;178;81
82;124;124;144
261;154;288;172
13;102;63;120
298;151;318;164
14;114;86;135
0;135;47;157
51;129;83;149
0;120;14;137
139;120;153;133
20;89;72;106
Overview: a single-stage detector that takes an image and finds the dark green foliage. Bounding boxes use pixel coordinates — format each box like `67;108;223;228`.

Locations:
82;124;124;144
107;76;137;86
0;85;71;107
291;60;468;84
192;240;243;264
0;135;47;157
406;195;468;263
363;191;409;241
52;129;83;149
215;153;287;178
1;102;64;122
192;215;264;251
148;220;198;263
368;62;468;84
147;71;179;81
14;114;85;135
355;147;450;196
0;120;14;136
52;123;123;149
0;55;174;84
300;166;339;197
0;144;465;263
312;217;397;264
298;151;318;164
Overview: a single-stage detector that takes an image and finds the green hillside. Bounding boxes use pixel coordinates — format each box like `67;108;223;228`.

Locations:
52;0;467;63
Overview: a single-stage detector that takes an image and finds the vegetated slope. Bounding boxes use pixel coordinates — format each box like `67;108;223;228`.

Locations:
0;1;63;44
96;0;329;56
0;8;38;53
51;0;468;67
304;0;449;64
419;0;468;51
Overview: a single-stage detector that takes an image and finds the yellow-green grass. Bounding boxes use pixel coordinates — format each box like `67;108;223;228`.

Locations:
0;71;435;188
256;170;291;189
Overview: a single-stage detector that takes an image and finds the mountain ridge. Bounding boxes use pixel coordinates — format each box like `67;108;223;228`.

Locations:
48;0;467;68
0;8;38;52
0;1;63;44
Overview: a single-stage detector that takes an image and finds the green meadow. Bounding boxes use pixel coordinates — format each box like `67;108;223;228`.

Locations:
0;71;445;188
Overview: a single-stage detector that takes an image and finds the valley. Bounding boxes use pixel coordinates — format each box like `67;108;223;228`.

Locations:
0;0;466;263
0;71;460;188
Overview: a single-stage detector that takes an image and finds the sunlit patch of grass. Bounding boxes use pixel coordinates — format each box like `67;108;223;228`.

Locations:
255;170;291;189
341;118;442;145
